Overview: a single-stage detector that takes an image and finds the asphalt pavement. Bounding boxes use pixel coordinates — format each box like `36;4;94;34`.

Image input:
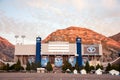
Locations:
0;73;120;80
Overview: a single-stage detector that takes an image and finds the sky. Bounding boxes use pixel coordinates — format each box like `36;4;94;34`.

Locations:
0;0;120;44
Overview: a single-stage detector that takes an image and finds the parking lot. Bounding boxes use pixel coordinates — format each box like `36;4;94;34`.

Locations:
0;73;120;80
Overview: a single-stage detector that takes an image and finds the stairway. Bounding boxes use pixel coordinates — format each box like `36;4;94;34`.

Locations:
102;57;120;67
0;59;15;66
111;57;120;65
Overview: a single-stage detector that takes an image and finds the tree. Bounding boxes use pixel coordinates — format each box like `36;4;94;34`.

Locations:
6;63;9;71
79;66;84;71
100;65;103;70
62;60;72;72
3;63;9;71
36;62;41;68
96;64;103;70
90;66;95;71
14;59;22;71
75;62;84;72
62;63;67;72
46;62;53;72
20;66;24;70
0;66;2;70
106;63;112;72
118;64;120;72
26;61;31;71
9;64;16;70
17;58;21;65
75;62;79;71
31;62;36;70
84;61;90;73
112;64;120;71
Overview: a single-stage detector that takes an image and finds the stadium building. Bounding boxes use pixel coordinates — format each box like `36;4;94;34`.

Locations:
14;37;102;68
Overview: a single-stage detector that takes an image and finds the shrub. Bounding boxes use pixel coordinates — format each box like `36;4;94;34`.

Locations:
2;63;9;71
84;61;90;73
96;64;103;70
90;66;95;70
46;62;53;72
14;59;22;71
26;61;31;71
112;65;120;71
62;60;72;72
75;62;79;71
106;63;112;72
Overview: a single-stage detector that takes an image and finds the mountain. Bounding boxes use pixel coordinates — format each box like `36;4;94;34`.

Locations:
0;37;15;62
43;26;120;62
109;32;120;43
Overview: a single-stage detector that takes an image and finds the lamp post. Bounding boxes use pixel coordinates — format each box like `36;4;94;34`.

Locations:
15;35;19;44
21;35;25;44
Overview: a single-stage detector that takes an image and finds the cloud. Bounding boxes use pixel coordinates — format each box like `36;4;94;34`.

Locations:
70;0;87;10
26;0;45;8
102;0;117;9
0;0;120;44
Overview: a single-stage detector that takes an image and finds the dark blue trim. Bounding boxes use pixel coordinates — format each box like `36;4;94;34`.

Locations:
76;37;83;66
35;37;41;63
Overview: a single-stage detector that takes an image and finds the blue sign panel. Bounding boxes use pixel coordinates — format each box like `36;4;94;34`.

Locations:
41;56;49;67
54;56;63;67
68;56;76;67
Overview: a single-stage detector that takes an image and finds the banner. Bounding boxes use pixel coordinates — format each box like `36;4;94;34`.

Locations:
54;56;63;67
41;56;49;67
28;56;35;64
68;56;76;67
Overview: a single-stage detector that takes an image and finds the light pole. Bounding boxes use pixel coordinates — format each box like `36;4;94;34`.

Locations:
15;35;19;44
21;35;25;44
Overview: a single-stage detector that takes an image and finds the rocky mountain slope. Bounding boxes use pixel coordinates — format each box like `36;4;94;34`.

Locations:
0;37;14;61
109;32;120;43
43;26;120;62
0;26;120;62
